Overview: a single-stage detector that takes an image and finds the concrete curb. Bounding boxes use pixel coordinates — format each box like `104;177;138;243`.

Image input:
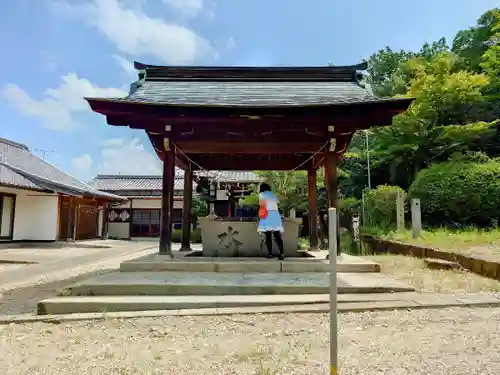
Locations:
2;296;500;325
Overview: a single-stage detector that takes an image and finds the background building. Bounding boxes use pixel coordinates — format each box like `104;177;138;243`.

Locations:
89;171;259;239
0;138;123;242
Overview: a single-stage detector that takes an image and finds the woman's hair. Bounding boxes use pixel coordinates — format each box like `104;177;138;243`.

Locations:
259;183;272;193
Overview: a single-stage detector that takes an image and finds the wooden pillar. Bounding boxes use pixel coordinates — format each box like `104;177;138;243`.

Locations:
324;151;341;255
160;137;175;255
181;163;193;251
307;168;319;250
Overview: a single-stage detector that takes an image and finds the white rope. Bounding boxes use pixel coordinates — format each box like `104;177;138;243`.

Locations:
172;139;331;183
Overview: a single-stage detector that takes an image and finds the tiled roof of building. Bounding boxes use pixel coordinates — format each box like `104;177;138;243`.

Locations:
89;171;260;192
86;63;412;108
0;138;124;200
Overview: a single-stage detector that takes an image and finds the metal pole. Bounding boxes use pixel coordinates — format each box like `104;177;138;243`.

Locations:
328;208;338;375
365;130;371;190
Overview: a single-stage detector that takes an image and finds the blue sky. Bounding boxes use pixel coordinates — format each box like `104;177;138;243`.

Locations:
0;0;498;182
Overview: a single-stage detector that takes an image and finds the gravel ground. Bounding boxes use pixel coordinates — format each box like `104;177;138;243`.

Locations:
0;307;499;374
368;255;500;293
0;264;26;273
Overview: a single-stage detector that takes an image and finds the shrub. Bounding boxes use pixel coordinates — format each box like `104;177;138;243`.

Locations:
339;197;361;229
171;227;202;243
409;160;500;226
363;185;406;229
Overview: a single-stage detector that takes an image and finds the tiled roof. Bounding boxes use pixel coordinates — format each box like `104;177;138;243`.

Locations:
87;63;410;108
0;138;124;200
89;171;260;192
126;80;385;107
89;175;165;191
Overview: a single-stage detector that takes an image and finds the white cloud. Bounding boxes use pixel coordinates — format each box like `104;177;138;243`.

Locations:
101;138;125;147
112;54;136;75
98;137;162;175
1;74;126;131
72;153;93;172
54;0;214;65
164;0;204;17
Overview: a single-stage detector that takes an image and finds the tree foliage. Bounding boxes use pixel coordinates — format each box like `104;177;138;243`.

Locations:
336;7;500;227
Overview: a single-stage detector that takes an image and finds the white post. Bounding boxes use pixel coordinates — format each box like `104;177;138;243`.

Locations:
411;198;422;239
352;214;360;244
396;191;405;232
328;208;338;375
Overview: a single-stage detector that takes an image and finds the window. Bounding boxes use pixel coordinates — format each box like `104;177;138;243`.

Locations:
131;209;161;236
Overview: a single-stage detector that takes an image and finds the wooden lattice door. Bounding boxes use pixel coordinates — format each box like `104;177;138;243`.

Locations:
59;197;75;240
76;204;99;240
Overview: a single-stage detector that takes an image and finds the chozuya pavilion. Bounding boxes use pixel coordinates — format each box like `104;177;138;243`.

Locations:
85;62;413;256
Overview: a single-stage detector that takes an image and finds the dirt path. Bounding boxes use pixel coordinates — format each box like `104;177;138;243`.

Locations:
0;270;113;315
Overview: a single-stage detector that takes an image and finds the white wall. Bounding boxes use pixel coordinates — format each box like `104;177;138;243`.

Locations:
105;198;183;239
132;198;162;209
1;187;58;241
108;222;130;239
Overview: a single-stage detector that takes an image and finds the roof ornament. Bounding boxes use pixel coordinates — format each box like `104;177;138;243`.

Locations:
128;70;146;95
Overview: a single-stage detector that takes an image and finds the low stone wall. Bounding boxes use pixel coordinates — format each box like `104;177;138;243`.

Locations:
361;234;500;281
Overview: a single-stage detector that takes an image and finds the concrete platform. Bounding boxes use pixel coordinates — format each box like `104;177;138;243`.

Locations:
37;292;421;315
119;253;381;273
64;271;414;297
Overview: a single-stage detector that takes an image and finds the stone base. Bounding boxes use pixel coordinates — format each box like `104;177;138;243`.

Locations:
62;271;414;297
199;217;301;257
119;254;381;273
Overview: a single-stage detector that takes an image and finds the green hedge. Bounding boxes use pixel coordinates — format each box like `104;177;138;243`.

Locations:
363;185;406;229
409;160;500;226
171;227;202;243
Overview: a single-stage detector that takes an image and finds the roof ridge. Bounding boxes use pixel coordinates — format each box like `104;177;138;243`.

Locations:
95;174;163;179
133;62;368;83
134;61;368;71
1;158;120;199
29;151;99;191
0;137;29;150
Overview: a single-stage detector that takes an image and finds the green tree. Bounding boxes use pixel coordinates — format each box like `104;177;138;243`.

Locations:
371;52;490;187
452;8;500;72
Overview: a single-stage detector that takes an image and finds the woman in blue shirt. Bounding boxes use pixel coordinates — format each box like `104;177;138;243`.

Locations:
257;183;285;259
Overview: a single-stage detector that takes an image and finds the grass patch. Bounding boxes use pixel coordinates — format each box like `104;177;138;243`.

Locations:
171;228;202;243
368;254;500;293
380;228;500;257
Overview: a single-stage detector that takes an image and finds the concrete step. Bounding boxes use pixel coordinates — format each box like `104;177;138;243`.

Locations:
120;254;380;273
38;292;421;315
424;258;460;270
64;271;414;297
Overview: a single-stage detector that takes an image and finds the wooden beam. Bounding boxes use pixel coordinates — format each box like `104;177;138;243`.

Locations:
175;141;325;154
172;130;334;143
308;168;319;250
111;113;397;132
188;159;311;171
88;97;414;121
159;137;175;255
181;163;193;251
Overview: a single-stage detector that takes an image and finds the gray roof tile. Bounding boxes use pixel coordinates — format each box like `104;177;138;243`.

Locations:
127;80;379;107
0;138;123;200
88;63;400;108
90;171;260;191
